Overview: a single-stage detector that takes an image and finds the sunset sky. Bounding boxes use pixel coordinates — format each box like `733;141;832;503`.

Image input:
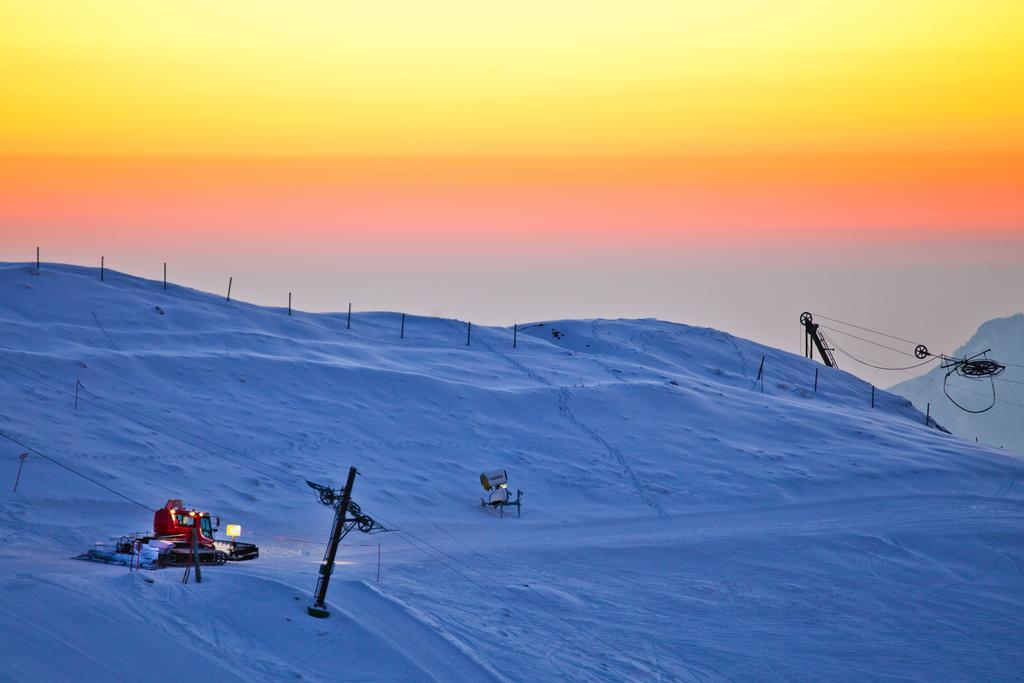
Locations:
1;0;1022;383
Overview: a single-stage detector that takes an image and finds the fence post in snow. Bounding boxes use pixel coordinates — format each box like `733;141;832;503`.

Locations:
226;277;233;302
871;385;876;408
814;367;819;392
513;323;518;349
400;313;405;339
288;293;292;316
347;303;352;329
74;379;81;410
466;321;472;346
13;453;28;493
926;402;930;425
36;247;40;272
755;356;765;393
100;256;105;282
163;262;167;290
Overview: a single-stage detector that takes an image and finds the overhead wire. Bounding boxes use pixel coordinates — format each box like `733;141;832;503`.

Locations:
301;520;576;678
933;376;1024;411
298;484;649;676
819;331;938;371
338;498;653;679
811;313;923;346
0;354;311;494
0;352;653;679
1000;380;1024;417
331;471;658;676
808;316;1011;415
357;476;653;674
943;381;996;414
0;429;151;511
358;472;509;576
0;324;580;671
817;325;918;358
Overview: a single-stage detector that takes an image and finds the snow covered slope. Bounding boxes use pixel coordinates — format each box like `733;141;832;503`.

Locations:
890;313;1024;453
1;262;1022;681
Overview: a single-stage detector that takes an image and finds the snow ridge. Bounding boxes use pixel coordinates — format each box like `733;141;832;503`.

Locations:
1;262;1022;681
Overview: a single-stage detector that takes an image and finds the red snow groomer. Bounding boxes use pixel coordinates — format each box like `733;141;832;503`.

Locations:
142;499;259;565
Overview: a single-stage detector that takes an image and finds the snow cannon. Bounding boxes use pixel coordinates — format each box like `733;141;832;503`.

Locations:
480;469;508;491
479;469;522;518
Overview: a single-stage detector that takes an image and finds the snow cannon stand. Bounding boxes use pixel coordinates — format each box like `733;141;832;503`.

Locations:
480;469;523;518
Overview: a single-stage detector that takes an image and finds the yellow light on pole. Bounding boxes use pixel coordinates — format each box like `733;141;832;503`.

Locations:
226;524;241;539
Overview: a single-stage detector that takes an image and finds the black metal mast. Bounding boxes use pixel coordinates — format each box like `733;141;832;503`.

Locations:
308;466;357;618
800;312;837;368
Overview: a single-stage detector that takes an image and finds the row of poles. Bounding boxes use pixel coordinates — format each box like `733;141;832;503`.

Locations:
30;249;935;425
755;354;934;426
32;249;533;348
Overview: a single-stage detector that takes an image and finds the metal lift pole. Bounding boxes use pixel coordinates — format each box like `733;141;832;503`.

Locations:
800;313;837;369
308;466;357;618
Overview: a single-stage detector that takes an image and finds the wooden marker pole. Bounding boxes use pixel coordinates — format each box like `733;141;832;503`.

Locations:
226;277;233;302
12;454;27;491
926;402;930;425
36;247;40;271
466;321;472;346
100;256;105;281
192;525;202;583
347;303;352;329
814;368;819;392
871;385;876;408
163;263;167;289
513;323;518;349
288;293;292;316
400;313;405;339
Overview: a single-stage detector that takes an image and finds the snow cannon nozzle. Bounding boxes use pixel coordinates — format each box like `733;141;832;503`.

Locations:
480;469;507;491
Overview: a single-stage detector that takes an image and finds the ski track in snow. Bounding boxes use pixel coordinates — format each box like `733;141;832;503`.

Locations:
475;328;665;516
557;386;667;517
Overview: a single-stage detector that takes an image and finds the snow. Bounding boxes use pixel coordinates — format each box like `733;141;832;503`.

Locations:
1;261;1022;681
890;313;1024;453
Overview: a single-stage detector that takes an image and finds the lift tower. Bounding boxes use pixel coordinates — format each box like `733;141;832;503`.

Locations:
800;313;837;368
306;467;387;618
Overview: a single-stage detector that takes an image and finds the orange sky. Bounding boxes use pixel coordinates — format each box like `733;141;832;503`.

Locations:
2;152;1021;259
2;0;1023;255
1;1;1022;375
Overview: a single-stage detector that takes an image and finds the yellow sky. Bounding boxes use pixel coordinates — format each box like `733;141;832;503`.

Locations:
1;0;1022;155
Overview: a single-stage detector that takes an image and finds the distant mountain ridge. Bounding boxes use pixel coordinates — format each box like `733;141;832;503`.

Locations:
890;313;1024;452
